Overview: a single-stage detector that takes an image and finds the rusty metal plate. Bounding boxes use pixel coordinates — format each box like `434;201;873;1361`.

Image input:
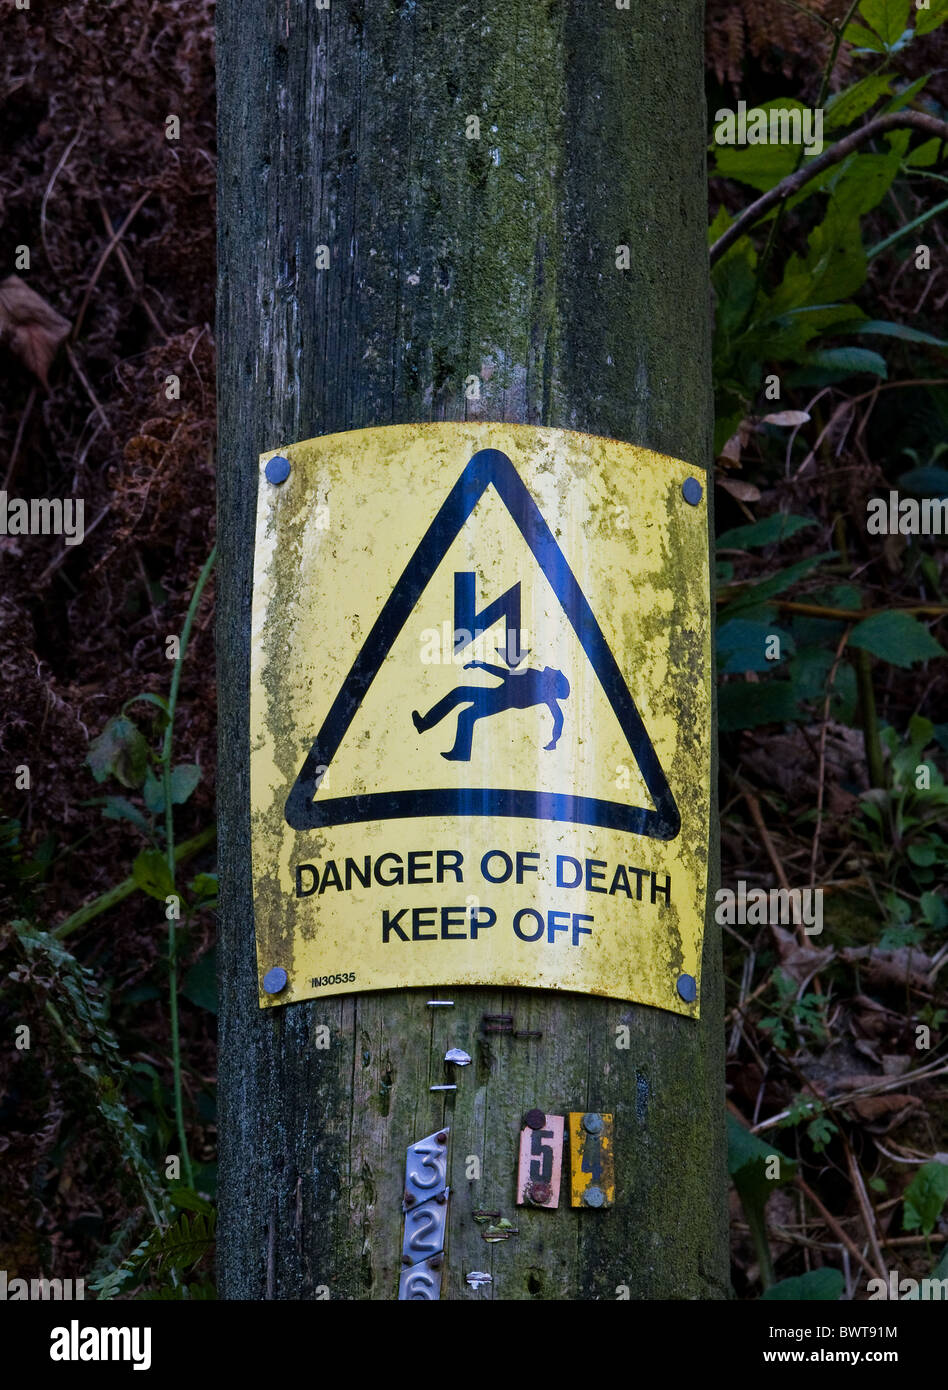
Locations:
516;1113;564;1208
568;1112;615;1209
250;423;712;1015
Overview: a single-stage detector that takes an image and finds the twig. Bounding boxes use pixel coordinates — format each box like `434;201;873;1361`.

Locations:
64;344;110;431
161;544;217;1192
742;791;792;892
2;385;36;492
855;648;885;788
776;0;836;35
72;190;151;342
812;626;850;889
98;200;169;341
710;113;948;264
817;0;862;110
743;0;862;304
35;505;110;587
796;1175;880;1284
754;1060;948;1130
41;127;85;277
716;595;948;621
844;1140;888;1279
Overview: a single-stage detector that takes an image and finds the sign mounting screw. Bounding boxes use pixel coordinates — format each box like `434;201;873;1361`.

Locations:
682;477;703;506
581;1113;603;1135
526;1181;553;1206
262;966;288;995
524;1109;545;1130
583;1185;606;1208
677;973;697;1003
265;454;291;485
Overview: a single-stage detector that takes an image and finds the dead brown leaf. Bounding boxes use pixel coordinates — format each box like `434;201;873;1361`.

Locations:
760;410;810;428
847;1093;919;1127
717;419;753;467
0;275;71;388
840;946;934;993
772;924;835;984
718;478;762;502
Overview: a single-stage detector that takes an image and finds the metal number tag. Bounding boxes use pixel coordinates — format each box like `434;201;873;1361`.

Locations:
398;1260;443;1300
404;1128;449;1208
516;1113;564;1208
568;1112;615;1209
401;1190;449;1264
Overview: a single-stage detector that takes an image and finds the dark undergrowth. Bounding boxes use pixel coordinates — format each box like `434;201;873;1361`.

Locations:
0;0;946;1299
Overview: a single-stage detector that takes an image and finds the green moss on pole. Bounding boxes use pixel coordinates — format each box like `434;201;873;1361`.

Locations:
217;0;726;1300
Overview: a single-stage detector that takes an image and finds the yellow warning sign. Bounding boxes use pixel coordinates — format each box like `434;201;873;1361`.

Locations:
250;424;711;1016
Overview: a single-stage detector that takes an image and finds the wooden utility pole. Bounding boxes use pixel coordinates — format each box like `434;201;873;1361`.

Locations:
217;1;727;1299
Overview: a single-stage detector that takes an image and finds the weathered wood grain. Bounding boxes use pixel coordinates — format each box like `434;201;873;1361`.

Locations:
217;0;727;1300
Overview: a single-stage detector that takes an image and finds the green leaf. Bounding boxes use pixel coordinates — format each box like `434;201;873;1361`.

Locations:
739;304;866;364
886;128;912;158
167;1187;214;1216
143;768;165;815
87;716;150;790
169;763;201;805
899;466;948;495
843;23;890;52
903;1160;948;1234
728;1113;797;1188
770;208;867;316
850;611;946;667
761;1268;844;1301
788;646;836;702
916;0;948;35
708;203;732;246
845;319;948;348
727;1112;798;1274
182;949;218;1015
713;101;814;191
718;620;794;673
793;347;888;383
885;74;929;111
100;796;150;832
829;151;902;219
717;514;817;550
908;842;937;866
921;892;948;928
153;1210;216;1273
13;925;166;1234
825;74;893;129
857;0;912;45
122;692;170;727
723;553;836;617
189;872;219;905
132;850;175;901
905;137;944;168
713;241;759;338
718;680;799;731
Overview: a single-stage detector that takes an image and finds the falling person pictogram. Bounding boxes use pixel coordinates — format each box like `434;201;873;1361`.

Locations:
412;660;571;761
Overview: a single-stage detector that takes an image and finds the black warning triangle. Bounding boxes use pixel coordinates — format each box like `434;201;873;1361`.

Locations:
285;448;681;840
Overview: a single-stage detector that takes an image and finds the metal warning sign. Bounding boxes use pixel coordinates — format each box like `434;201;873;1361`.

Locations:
250;423;711;1016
